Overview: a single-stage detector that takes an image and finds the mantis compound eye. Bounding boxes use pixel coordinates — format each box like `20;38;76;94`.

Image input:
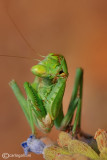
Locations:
59;70;64;74
31;64;46;76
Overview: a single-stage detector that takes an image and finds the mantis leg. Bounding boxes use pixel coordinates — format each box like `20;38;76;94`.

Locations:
72;98;81;135
54;103;64;129
9;80;33;131
27;100;35;134
60;68;83;134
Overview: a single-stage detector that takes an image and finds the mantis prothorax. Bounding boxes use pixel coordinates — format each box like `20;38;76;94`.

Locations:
9;53;83;136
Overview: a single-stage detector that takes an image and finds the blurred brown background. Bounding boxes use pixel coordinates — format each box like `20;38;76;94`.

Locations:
0;0;107;159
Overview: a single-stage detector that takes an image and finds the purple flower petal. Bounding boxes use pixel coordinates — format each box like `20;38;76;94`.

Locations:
21;135;46;155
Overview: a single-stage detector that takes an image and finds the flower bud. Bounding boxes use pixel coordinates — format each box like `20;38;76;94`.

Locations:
55;154;91;160
94;129;107;152
68;140;99;160
100;148;107;160
43;145;71;160
57;131;72;148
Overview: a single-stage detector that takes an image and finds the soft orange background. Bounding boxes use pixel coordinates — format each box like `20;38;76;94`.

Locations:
0;0;107;160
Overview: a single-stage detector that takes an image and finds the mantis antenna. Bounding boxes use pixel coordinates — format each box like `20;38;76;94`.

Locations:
0;2;46;60
6;1;37;56
0;54;42;62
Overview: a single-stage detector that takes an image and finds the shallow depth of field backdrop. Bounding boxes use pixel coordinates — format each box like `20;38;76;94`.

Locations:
0;0;107;160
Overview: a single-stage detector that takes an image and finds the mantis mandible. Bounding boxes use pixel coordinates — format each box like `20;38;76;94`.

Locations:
9;53;83;136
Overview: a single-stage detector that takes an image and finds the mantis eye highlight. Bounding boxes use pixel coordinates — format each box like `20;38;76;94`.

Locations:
31;65;46;76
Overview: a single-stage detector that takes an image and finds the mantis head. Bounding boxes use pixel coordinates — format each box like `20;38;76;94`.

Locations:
31;53;68;79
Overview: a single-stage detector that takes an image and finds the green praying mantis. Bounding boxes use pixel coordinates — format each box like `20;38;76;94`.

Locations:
1;8;83;136
9;53;83;136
